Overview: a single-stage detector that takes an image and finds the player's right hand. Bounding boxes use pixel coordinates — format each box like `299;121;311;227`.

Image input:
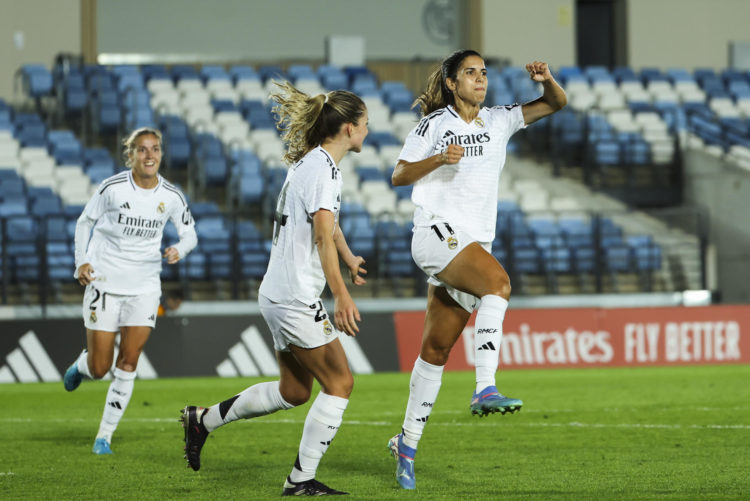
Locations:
440;143;464;165
76;263;95;286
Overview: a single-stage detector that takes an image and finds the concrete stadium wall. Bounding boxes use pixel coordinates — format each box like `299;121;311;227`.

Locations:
683;150;750;303
628;0;750;71
0;0;80;104
479;0;577;68
96;0;458;62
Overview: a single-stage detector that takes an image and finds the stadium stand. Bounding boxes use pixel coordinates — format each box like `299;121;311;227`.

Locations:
0;58;722;305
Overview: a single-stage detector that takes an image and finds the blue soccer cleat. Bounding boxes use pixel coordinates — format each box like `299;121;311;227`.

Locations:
470;385;523;417
92;438;113;455
63;360;82;392
388;433;416;490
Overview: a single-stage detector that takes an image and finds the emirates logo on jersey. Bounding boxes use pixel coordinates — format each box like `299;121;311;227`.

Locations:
437;130;490;158
157;202;165;214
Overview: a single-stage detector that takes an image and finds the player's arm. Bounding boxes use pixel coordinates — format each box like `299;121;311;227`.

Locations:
73;214;96;285
332;222;367;285
521;61;567;125
313;209;360;336
391;143;464;186
164;205;197;264
73;188;107;285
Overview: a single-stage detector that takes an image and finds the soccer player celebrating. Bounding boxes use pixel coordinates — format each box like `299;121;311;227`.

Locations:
180;82;368;497
63;127;197;455
387;50;566;489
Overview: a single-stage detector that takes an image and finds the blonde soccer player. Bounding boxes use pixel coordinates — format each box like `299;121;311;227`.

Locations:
387;50;567;489
180;82;368;496
63;127;197;455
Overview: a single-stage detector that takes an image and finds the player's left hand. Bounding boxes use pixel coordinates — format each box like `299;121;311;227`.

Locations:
526;61;552;82
348;256;367;286
163;247;181;264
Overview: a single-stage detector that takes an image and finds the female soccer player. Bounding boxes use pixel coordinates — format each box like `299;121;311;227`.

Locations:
63;127;197;455
180;82;368;496
387;50;567;489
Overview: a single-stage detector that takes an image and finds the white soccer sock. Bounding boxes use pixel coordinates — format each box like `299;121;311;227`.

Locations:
288;392;348;483
401;356;444;450
202;381;294;432
76;350;93;379
96;368;135;443
474;294;508;393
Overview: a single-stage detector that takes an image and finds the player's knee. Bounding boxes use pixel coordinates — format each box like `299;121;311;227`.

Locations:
281;387;311;407
339;373;354;398
90;361;110;379
118;361;137;373
321;373;353;399
486;274;511;300
421;344;451;366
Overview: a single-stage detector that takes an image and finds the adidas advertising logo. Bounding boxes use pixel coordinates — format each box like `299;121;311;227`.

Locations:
120;202;131;209
216;326;280;377
0;331;61;383
216;325;374;377
0;331;157;384
108;401;123;410
478;342;496;351
415;416;429;423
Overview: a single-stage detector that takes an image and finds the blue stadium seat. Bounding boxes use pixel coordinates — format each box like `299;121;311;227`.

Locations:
604;245;632;272
47;253;75;282
542;247;572;274
229;65;260;84
240;250;270;280
572;246;597;273
20;64;53;98
513;246;542;274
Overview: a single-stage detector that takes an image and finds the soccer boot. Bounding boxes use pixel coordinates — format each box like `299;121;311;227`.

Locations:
180;406;209;471
92;437;113;455
282;476;348;496
387;433;416;490
470;385;523;417
63;352;85;391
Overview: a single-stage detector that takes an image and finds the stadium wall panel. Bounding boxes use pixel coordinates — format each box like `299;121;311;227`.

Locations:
1;302;748;383
395;305;750;371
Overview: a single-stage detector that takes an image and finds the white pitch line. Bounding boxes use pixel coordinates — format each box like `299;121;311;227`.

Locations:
3;417;749;430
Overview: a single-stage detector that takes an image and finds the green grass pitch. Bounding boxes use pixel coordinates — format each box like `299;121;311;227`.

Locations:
2;365;749;500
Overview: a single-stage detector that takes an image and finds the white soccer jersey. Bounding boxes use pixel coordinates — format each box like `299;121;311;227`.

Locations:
399;104;526;242
74;170;197;295
259;147;342;305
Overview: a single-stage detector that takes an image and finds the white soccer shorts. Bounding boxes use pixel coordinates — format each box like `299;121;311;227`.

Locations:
411;222;492;313
259;294;338;352
82;284;160;331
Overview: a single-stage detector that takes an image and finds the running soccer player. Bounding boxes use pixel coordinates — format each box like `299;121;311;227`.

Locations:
62;127;197;455
180;82;368;497
387;50;567;489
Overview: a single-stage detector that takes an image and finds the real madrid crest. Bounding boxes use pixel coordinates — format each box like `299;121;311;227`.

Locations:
323;319;333;335
157;202;165;214
474;117;484;128
90;311;97;323
447;236;458;250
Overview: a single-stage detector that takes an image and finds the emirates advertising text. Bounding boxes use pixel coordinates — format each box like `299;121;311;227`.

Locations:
393;306;750;370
